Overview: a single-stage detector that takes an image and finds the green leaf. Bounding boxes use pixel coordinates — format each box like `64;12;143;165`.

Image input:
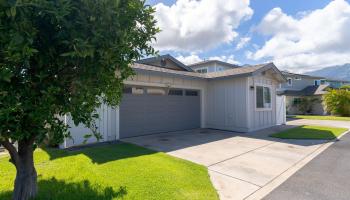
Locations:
10;7;16;17
0;69;13;82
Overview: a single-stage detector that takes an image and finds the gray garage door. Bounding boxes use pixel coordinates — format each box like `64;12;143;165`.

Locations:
120;86;200;138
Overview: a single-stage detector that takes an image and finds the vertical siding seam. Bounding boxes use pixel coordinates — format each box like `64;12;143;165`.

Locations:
246;77;251;130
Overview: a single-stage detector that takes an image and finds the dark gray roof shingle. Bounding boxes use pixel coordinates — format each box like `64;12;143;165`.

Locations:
281;85;329;96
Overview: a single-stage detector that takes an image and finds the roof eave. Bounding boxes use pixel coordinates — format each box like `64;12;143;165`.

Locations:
207;72;253;80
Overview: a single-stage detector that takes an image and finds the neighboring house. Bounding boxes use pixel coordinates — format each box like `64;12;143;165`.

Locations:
279;71;350;115
61;55;286;148
136;54;195;72
188;60;240;73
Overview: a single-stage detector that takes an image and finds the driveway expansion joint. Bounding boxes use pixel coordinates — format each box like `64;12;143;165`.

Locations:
207;141;277;167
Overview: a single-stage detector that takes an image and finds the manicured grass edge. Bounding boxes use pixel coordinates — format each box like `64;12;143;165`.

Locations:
270;125;348;140
288;115;350;121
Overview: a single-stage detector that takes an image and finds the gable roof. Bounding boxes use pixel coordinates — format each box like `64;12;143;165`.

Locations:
206;63;286;82
189;60;240;69
132;62;286;82
136;54;194;72
281;85;329;96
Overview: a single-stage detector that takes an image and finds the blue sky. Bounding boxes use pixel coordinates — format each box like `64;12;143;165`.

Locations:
146;0;350;72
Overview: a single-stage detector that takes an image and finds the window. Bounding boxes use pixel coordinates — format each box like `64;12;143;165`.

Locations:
294;76;301;80
314;80;320;86
147;88;166;95
123;87;144;95
256;86;271;109
168;89;183;96
185;90;199;96
287;78;292;86
293;97;302;105
160;59;167;66
123;87;132;94
196;68;208;73
217;67;224;71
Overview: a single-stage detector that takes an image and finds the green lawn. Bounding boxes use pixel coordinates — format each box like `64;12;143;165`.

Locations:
0;143;218;200
288;115;350;121
270;125;348;140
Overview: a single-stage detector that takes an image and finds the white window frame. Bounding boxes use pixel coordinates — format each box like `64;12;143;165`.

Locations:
287;77;293;86
255;85;272;111
314;80;320;86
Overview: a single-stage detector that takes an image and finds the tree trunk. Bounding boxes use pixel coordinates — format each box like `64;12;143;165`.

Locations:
12;142;38;200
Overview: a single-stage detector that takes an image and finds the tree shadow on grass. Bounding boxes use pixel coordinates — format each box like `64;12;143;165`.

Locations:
0;177;127;200
42;142;156;164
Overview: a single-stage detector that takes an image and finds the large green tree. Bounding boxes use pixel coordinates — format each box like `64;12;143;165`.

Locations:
0;0;158;199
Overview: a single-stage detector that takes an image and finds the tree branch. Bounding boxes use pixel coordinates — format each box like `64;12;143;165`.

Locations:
0;139;19;167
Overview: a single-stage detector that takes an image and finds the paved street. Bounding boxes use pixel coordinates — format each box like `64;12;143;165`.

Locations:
264;129;350;200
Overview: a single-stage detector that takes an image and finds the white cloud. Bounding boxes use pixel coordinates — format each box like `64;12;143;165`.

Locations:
176;54;202;65
251;0;350;72
236;37;251;50
245;51;253;59
209;55;240;64
176;54;240;65
153;0;253;52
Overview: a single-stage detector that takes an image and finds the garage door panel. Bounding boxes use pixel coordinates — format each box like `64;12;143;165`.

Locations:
120;92;200;138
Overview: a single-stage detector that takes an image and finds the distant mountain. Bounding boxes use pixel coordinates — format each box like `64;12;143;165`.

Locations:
306;63;350;81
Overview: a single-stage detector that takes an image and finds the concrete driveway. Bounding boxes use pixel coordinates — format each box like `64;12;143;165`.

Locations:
122;119;349;200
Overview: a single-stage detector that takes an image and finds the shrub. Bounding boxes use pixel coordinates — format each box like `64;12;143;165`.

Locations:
297;97;321;114
323;89;350;116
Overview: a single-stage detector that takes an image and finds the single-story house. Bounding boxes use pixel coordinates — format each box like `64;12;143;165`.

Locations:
61;55;286;148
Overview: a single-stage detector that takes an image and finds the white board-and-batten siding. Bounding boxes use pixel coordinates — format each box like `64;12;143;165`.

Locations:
62;104;118;148
205;77;249;132
247;73;278;131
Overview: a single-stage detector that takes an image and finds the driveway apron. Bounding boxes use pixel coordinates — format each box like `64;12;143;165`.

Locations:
123;119;349;200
